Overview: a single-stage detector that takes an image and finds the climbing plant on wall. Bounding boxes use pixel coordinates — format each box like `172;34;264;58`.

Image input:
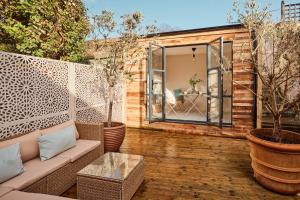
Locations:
0;0;89;62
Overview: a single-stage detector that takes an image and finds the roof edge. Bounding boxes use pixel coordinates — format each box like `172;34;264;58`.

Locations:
147;23;243;37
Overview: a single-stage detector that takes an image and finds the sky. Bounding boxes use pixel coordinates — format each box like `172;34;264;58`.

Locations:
83;0;299;32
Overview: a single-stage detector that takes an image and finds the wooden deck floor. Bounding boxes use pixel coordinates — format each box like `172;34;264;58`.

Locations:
63;128;300;200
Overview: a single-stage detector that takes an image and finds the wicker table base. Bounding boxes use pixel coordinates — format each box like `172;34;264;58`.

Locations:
77;152;144;200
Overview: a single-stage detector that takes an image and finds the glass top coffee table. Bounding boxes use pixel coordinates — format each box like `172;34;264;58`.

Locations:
77;152;144;200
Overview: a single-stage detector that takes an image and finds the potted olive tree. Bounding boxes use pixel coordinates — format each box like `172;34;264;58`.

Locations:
90;10;156;152
229;0;300;194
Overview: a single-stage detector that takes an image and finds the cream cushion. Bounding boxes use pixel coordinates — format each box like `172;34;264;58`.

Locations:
0;130;40;163
0;157;70;190
57;140;100;162
0;187;13;197
0;191;74;200
40;121;79;139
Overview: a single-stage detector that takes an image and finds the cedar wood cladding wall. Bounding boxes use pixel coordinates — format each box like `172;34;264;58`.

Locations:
125;27;254;137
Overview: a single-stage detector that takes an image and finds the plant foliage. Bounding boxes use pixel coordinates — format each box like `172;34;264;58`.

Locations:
90;10;156;127
0;0;89;62
229;0;300;142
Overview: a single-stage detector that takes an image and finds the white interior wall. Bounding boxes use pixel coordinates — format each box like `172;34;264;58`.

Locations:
166;53;207;92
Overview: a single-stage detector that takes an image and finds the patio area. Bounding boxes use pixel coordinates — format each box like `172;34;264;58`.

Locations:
62;128;298;200
0;1;299;199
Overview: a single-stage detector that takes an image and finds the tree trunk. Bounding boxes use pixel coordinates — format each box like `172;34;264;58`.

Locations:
107;100;113;127
273;115;282;142
107;87;114;127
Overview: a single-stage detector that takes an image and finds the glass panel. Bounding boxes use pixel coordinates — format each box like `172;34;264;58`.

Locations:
78;152;143;181
146;68;150;119
146;44;165;122
152;71;163;95
223;97;232;124
208;97;220;123
223;42;232;70
208;69;219;97
146;67;150;94
151;71;164;119
146;93;150;119
208;41;221;69
152;47;163;70
223;71;232;96
151;95;163;119
207;37;222;125
222;42;232;124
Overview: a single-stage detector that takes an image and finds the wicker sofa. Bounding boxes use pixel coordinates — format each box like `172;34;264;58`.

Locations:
0;122;104;199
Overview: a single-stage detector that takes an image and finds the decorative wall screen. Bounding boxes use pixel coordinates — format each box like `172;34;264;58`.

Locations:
0;52;123;139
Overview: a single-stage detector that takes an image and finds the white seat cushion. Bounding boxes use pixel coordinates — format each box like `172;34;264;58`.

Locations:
0;187;12;197
0;191;74;200
57;140;100;162
0;157;70;190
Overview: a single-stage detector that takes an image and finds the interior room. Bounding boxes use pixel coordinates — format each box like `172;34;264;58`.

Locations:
150;42;233;124
165;45;207;122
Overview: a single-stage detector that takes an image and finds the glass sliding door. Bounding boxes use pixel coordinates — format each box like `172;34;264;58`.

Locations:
207;37;223;127
146;43;166;123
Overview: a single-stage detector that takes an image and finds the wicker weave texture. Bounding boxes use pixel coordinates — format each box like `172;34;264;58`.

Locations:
71;146;102;184
77;176;122;200
76;122;104;143
19;123;104;196
122;160;144;200
47;163;73;195
22;177;47;194
77;156;144;200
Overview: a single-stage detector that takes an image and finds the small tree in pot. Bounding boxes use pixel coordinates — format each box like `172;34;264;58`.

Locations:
90;10;156;152
229;0;300;194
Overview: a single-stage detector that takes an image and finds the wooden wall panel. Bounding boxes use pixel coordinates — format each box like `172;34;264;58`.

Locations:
125;27;254;138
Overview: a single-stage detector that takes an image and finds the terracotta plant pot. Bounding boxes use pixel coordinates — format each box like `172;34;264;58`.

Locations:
247;128;300;194
103;122;126;152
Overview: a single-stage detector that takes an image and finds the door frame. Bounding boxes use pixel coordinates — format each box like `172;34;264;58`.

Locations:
147;43;166;123
146;41;233;127
207;37;224;127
